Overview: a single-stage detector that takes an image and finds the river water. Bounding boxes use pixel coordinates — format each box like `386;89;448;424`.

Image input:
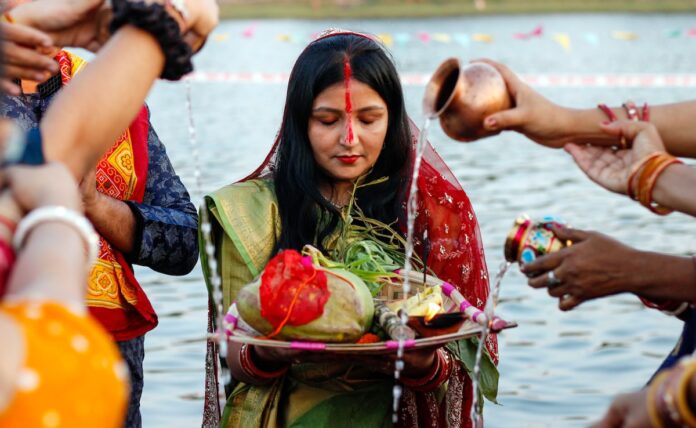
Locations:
137;14;696;427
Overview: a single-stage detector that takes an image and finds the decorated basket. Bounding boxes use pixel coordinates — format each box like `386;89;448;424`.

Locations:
222;249;515;353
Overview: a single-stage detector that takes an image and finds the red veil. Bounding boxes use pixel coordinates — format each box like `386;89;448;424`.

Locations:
203;30;496;428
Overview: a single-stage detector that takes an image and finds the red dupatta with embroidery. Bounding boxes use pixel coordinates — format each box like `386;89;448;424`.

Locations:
56;51;157;341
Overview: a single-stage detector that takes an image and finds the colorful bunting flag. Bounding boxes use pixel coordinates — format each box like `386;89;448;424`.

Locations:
553;33;571;51
377;33;394;47
472;33;493;43
453;33;470;46
213;33;229;42
242;24;257;38
432;33;452;43
416;32;431;43
584;33;599;45
611;31;638;41
513;24;543;40
394;33;411;45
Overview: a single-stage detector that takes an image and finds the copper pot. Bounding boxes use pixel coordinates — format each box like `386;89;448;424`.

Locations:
423;59;512;142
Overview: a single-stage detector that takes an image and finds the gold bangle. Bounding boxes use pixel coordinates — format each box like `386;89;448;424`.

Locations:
648;371;669;428
675;360;696;427
1;11;14;23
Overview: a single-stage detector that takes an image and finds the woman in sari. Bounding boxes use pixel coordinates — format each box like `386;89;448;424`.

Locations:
202;31;497;427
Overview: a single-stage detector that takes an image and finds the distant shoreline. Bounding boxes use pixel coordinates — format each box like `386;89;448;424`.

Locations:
219;1;696;20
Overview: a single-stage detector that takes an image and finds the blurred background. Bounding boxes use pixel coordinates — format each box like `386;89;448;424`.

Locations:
215;0;696;18
122;2;696;427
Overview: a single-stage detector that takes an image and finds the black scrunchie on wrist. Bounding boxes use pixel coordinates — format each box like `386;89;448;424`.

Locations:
109;0;193;81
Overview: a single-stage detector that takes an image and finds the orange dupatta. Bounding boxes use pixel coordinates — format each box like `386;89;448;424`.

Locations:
56;51;157;341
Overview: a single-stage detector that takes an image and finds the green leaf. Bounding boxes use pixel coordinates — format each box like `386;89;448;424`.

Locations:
446;337;499;409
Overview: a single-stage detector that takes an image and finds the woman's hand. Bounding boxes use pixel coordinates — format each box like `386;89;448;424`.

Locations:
9;0;104;33
177;0;219;52
1;163;82;213
589;389;651;428
564;120;667;195
0;22;57;94
521;225;643;311
473;58;574;149
9;0;110;51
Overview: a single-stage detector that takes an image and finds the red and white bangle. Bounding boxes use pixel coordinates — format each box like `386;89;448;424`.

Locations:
239;344;289;380
400;349;453;392
1;11;14;23
13;206;99;269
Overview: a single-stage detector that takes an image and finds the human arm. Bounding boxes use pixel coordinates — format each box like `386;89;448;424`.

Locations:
591;358;696;428
565;120;696;217
522;225;696;311
79;122;199;270
79;168;137;254
477;59;696;158
37;0;218;178
124;125;198;274
0;163;86;409
40;25;165;178
7;0;110;52
3;164;87;306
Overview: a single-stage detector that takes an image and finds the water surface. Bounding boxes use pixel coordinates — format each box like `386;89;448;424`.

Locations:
139;14;696;427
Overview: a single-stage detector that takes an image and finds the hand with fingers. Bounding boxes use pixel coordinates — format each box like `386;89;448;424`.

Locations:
564;119;669;195
3;163;82;213
472;58;575;149
588;389;651;428
521;225;643;311
0;22;58;95
7;0;111;52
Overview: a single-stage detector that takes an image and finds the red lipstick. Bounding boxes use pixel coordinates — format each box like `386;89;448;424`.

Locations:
337;155;360;164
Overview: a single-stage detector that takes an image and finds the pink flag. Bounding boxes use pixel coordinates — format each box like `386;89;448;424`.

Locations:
514;25;543;40
242;24;257;38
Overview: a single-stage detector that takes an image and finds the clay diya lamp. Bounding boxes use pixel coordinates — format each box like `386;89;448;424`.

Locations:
406;303;467;337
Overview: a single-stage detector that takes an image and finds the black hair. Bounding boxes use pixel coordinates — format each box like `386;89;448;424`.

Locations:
273;33;412;253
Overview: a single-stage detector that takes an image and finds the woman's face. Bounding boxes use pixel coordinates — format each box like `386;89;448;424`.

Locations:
308;79;388;184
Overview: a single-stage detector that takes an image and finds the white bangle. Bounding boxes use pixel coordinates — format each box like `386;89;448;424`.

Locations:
13;206;99;269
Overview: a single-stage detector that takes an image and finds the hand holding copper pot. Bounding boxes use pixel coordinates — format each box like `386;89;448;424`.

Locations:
423;58;512;142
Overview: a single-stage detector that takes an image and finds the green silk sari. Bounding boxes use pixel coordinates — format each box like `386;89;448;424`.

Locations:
201;179;418;427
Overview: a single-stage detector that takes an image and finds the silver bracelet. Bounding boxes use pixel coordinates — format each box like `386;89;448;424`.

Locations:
13;206;99;269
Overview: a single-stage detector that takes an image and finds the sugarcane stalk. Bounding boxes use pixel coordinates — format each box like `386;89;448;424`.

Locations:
375;302;415;340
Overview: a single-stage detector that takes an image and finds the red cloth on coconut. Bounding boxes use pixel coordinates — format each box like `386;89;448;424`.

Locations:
260;250;330;329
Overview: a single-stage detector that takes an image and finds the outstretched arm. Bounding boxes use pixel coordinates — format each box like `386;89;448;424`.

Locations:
478;59;696;158
565;120;696;217
522;226;696;311
41;25;165;178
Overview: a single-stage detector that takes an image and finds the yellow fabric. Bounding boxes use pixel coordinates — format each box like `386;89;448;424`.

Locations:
86;112;141;311
0;301;128;427
204;179;280;312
